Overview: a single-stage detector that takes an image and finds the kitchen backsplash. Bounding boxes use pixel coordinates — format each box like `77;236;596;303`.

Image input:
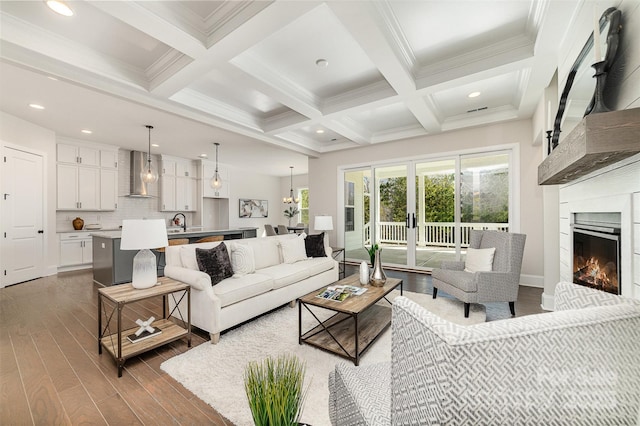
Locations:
56;149;194;232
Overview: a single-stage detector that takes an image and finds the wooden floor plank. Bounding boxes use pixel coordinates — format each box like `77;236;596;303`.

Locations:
10;330;70;425
94;393;143;426
58;384;107;426
31;329;81;393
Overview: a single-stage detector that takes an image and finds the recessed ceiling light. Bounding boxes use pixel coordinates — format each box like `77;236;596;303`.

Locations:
46;1;74;17
47;76;58;81
315;59;328;68
316;129;325;134
468;91;481;98
81;129;92;134
151;143;159;148
29;103;45;110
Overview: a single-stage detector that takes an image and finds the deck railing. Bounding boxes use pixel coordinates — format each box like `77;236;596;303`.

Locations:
373;221;508;248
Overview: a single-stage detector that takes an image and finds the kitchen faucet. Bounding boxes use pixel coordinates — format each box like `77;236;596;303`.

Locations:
172;213;186;232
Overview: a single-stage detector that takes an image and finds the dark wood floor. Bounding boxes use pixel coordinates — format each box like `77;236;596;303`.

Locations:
1;268;544;425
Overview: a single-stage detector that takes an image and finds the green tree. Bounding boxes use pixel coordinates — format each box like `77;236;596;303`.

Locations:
379;177;406;222
423;174;455;222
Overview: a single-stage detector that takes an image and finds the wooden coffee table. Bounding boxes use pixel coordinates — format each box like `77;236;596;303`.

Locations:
298;274;402;366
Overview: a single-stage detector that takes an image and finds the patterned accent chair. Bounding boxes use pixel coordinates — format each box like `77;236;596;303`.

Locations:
328;282;640;425
432;230;526;317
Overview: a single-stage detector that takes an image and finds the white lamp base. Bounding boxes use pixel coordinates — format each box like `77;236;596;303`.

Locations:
131;248;158;289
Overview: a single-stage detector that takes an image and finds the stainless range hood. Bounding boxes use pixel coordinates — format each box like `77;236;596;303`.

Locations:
127;151;152;197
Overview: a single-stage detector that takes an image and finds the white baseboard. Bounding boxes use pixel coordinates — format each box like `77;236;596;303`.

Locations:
541;292;555;311
519;274;543;288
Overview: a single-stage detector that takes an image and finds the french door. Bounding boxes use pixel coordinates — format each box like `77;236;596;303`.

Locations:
342;150;512;271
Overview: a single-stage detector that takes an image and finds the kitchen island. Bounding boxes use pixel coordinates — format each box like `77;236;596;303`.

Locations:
92;227;257;286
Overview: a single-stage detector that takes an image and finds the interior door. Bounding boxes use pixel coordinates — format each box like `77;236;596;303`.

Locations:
1;146;45;286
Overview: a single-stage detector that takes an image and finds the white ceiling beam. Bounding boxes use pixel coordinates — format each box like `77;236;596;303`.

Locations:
88;1;207;58
149;1;322;98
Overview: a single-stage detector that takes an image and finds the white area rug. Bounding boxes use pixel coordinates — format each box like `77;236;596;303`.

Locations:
161;291;485;425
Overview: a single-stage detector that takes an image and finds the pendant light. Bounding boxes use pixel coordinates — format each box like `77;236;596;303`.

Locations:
141;125;158;184
283;166;300;204
210;142;222;189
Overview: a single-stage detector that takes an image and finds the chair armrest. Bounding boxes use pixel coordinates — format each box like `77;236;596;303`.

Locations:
164;265;211;291
439;260;465;270
391;297;640;424
474;271;519;302
554;281;640;310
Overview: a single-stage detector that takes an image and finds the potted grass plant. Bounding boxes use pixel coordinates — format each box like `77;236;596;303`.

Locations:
365;243;379;266
244;354;308;426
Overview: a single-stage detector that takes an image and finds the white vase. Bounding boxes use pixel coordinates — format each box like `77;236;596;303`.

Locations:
359;261;370;285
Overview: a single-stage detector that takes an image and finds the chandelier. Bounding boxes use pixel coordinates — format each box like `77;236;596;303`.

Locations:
283;166;299;204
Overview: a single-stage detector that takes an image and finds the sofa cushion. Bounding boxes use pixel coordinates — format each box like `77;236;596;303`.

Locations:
464;247;495;272
305;232;326;257
180;241;223;270
247;238;281;270
230;243;255;277
279;236;308;264
196;244;233;285
256;263;311;290
212;273;273;307
296;256;336;277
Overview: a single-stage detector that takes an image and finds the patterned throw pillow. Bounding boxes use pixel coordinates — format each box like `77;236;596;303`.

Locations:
304;232;326;258
196;243;233;285
230;243;255;277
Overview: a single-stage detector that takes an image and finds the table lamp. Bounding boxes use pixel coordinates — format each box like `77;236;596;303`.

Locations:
120;219;168;289
314;215;333;244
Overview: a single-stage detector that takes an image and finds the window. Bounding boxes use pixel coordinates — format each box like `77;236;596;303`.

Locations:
299;188;309;224
345;181;355;231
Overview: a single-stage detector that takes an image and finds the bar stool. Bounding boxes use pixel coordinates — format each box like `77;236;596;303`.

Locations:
156;238;189;275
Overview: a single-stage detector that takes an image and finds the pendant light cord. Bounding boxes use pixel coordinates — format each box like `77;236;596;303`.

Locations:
146;125;153;170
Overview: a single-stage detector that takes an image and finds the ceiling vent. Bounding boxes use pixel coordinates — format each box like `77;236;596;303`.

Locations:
467;106;488;113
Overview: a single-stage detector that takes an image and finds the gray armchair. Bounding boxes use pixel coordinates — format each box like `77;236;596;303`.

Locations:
328;282;640;425
432;230;526;317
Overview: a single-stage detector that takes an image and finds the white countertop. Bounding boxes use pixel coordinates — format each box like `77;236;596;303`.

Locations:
90;227;257;239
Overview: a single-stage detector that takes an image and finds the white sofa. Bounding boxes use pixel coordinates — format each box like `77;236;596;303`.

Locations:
164;233;338;343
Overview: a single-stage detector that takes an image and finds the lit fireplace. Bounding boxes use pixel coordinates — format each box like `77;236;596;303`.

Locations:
573;222;620;295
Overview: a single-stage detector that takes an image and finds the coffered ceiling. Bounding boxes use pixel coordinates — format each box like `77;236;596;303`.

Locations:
0;0;580;175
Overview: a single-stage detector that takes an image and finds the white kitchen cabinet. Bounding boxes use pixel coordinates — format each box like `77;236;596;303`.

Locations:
57;164;100;210
57;143;100;167
202;161;230;198
176;176;197;211
160;155;197;211
100;169;118;210
59;232;93;268
160;175;177;211
100;150;118;169
56;141;119;211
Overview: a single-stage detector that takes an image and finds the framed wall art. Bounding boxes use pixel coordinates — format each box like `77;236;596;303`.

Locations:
239;199;269;218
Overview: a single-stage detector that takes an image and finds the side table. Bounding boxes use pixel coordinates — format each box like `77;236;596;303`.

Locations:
98;276;191;377
331;247;346;279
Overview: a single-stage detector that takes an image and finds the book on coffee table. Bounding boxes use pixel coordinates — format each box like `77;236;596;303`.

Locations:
127;327;162;343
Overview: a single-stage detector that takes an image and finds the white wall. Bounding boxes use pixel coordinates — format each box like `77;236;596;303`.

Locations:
309;119;544;283
0;111;58;275
228;167;292;234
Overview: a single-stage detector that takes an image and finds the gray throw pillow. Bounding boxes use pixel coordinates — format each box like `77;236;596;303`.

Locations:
305;233;326;258
196;243;233;285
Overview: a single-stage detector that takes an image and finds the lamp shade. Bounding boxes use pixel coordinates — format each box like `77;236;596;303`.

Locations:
314;215;333;231
120;219;168;250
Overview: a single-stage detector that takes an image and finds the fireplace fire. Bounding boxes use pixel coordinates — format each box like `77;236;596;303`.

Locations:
573;223;620;295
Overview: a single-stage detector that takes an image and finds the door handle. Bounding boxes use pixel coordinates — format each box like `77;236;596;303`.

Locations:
405;213;410;228
412;213;416;229
37;230;44;234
